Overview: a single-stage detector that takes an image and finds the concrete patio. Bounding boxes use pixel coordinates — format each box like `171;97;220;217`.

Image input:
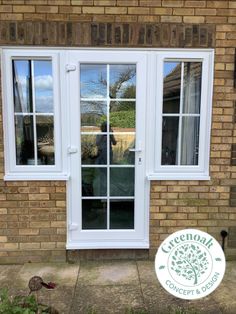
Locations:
0;260;235;314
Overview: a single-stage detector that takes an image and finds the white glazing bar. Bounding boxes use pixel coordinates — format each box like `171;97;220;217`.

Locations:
31;60;38;166
82;196;135;200
177;61;184;166
81;131;136;135
14;113;54;116
162;113;200;117
107;64;110;230
81;98;136;102
81;165;135;168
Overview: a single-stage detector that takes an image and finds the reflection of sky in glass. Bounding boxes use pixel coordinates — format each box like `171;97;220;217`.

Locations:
81;101;106;115
80;64;107;99
34;61;53;113
14;60;53;113
164;62;180;78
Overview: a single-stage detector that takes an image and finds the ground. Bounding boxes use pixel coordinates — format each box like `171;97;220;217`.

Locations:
0;260;235;314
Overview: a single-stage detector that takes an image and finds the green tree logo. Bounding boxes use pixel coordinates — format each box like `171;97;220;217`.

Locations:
170;244;209;285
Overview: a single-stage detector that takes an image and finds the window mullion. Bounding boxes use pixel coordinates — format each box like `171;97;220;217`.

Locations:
177;61;184;166
107;64;110;230
31;60;38;166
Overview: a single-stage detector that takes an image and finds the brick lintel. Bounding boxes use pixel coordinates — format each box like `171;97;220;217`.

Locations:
0;21;215;48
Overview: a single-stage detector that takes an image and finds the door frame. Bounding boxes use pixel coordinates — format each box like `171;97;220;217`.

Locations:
65;49;150;249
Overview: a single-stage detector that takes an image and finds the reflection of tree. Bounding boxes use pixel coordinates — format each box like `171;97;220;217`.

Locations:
82;66;136;129
171;244;208;285
109;67;135;99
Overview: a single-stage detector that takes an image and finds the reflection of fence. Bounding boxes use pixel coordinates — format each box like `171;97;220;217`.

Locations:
113;134;134;164
81;129;135;165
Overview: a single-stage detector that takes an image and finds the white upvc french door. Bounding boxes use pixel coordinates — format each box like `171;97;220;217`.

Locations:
66;50;149;249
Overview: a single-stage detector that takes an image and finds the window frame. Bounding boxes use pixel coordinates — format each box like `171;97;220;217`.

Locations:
147;50;214;180
1;49;68;180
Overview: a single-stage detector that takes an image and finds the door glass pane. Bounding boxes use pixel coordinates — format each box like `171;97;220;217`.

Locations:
36;116;54;165
80;64;107;99
110;168;134;197
163;62;181;114
81;101;106;132
82;168;107;197
110;65;136;99
82;200;107;229
110;101;135;131
34;61;53;113
110;200;134;229
111;134;135;165
180;117;200;165
81;63;136;230
162;117;179;165
15;115;34;165
183;62;202;114
81;134;106;165
13;60;32;113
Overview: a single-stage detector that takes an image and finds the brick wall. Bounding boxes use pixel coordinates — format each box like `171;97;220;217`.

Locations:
0;0;236;262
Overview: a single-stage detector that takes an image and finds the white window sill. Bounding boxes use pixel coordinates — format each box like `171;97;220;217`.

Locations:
4;173;70;181
147;173;210;181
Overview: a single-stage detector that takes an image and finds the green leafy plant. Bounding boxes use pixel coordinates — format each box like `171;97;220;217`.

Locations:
0;288;53;314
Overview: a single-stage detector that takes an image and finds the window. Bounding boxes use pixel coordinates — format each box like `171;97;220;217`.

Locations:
2;50;67;180
148;50;214;180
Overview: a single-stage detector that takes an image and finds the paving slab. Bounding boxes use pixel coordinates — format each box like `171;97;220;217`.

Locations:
78;260;139;286
71;284;146;314
0;265;23;295
137;261;225;314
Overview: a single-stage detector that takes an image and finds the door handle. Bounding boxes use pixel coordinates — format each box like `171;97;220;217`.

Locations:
68;147;78;154
129;142;142;153
129;148;142;152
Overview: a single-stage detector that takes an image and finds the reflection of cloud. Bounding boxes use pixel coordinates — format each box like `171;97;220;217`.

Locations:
35;95;53;112
17;76;27;87
17;75;53;90
35;75;53;90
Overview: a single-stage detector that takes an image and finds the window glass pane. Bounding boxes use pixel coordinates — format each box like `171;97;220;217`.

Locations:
110;200;134;229
15;115;34;165
180;117;200;165
183;62;202;114
110;101;135;131
110;65;136;99
163;62;181;114
34;61;53;113
111;134;135;165
110;168;134;196
13;60;32;113
162;117;179;165
81;101;107;132
82;199;107;229
82;168;107;197
36;116;54;165
80;64;107;99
